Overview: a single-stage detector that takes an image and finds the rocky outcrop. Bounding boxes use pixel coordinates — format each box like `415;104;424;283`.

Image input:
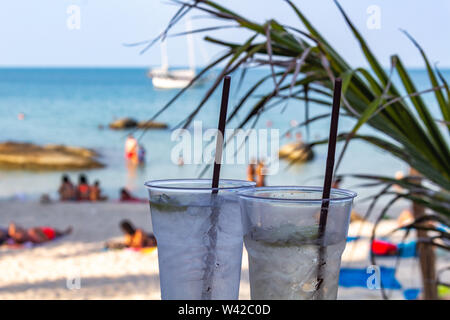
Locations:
109;118;138;129
137;121;168;129
0;142;104;170
279;142;314;163
109;117;167;130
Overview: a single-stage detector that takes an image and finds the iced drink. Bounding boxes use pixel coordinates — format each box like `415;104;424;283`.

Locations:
238;187;356;300
145;179;255;300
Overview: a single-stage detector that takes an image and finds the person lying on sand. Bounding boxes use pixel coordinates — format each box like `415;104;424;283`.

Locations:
119;188;145;202
105;220;156;249
7;222;72;244
89;180;108;202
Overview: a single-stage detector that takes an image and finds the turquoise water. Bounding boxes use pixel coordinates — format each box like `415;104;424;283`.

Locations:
0;68;447;201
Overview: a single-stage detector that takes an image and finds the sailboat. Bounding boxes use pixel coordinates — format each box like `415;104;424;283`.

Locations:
148;20;197;89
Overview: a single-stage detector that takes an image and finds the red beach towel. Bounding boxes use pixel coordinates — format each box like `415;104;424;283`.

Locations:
371;239;397;255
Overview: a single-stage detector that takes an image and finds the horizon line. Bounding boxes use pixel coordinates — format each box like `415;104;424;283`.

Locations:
0;65;449;70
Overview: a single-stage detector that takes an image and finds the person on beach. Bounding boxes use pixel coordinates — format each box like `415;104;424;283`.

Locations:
119;188;144;202
256;160;266;187
137;144;146;165
331;177;343;189
89;180;108;202
76;174;90;201
393;170;405;192
7;223;72;244
177;153;184;166
58;174;76;201
397;209;414;227
0;228;8;245
105;220;156;249
125;134;138;162
121;220;156;248
247;159;256;182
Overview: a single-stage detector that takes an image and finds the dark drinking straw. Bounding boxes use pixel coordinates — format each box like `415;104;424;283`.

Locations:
314;78;342;299
202;75;231;299
211;75;231;192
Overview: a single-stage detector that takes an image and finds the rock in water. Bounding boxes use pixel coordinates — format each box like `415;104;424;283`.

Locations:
109;118;138;129
0;142;104;170
108;118;168;130
137;121;168;129
278;142;314;163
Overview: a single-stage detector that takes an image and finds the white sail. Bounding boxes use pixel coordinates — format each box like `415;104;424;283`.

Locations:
148;18;199;89
148;40;169;78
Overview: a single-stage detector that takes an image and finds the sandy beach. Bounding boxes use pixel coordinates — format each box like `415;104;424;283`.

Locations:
0;201;448;300
1;0;449;304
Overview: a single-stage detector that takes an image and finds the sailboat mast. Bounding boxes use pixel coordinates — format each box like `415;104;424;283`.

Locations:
161;39;169;72
186;19;195;73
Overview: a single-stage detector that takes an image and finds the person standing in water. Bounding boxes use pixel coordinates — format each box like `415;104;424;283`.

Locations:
125;134;138;162
137;144;146;165
247;158;256;182
256;159;266;187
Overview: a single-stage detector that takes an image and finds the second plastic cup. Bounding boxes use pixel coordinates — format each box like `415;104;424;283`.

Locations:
238;186;356;300
145;179;255;300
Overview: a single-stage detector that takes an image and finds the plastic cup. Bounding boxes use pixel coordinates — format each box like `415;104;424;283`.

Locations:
238;186;356;300
145;179;255;300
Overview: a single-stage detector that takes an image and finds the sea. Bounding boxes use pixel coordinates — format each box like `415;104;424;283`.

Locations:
0;67;448;205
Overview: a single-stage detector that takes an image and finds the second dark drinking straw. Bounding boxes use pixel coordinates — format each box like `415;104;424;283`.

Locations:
211;75;231;192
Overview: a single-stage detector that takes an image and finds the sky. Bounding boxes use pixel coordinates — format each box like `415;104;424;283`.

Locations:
0;0;449;68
